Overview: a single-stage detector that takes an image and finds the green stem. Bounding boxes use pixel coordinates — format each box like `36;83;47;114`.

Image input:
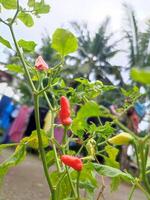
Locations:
66;166;77;198
10;0;19;25
146;170;150;175
38;84;51;96
143;134;150;143
114;119;137;139
34;95;55;197
128;184;136;200
76;171;80;199
41;87;62;172
136;182;150;200
42;86;54;111
62;126;68;145
53;142;61;172
48;106;61;173
133;142;140;171
97;140;107;146
9;25;36;92
0;18;9;25
55;172;66;188
140;143;150;194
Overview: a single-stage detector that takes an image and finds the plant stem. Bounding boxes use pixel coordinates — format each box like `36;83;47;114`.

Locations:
34;95;55;197
128;184;136;200
133;142;140;171
62;126;68;145
140;143;150;194
9;25;36;92
136;182;150;200
76;171;80;199
10;0;19;25
66;166;77;198
43;92;61;173
114;119;137;139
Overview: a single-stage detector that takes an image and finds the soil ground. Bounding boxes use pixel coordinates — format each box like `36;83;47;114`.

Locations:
0;149;147;200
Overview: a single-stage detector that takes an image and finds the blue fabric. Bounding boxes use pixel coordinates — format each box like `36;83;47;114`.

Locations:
134;102;146;118
0;96;15;143
0;95;12;118
0;102;15;130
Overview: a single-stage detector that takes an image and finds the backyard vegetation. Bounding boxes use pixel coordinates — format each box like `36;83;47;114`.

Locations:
0;0;150;200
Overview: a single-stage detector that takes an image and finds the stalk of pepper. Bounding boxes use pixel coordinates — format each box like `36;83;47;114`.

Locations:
108;132;134;145
59;96;72;126
61;155;83;171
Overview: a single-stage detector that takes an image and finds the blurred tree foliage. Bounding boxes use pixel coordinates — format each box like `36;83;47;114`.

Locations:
5;5;150;105
38;18;124;105
123;3;150;99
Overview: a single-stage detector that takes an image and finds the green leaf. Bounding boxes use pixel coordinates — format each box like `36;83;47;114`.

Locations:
18;11;34;27
34;1;50;14
18;39;37;52
72;101;100;133
0;143;26;182
104;145;120;168
6;64;24;73
24;129;49;149
28;0;35;7
52;28;78;56
0;143;18;152
94;163;133;181
46;150;55;168
51;171;71;199
76;79;103;99
110;177;121;192
131;68;150;84
0;36;12;49
1;0;17;9
89;122;114;139
71;163;97;195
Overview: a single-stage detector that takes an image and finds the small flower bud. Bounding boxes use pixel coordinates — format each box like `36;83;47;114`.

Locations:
35;56;49;71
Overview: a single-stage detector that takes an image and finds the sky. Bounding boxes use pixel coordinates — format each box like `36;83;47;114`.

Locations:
1;0;150;80
1;0;150;64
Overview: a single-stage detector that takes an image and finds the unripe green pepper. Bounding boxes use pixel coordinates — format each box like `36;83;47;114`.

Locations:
86;138;96;157
108;132;133;145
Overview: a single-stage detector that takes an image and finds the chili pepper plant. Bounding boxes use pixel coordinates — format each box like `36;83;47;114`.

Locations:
0;1;150;200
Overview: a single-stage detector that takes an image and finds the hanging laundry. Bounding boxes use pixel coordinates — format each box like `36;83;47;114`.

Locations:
9;105;32;143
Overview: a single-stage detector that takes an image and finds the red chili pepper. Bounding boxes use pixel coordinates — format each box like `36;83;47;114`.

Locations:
61;155;83;171
59;96;72;126
35;56;49;71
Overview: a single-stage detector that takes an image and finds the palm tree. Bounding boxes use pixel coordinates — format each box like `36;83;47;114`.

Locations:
124;3;150;98
124;3;150;69
68;18;123;85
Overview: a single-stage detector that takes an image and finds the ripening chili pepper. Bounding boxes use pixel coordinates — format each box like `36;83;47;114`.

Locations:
35;56;49;71
61;155;83;171
59;96;72;126
108;132;133;145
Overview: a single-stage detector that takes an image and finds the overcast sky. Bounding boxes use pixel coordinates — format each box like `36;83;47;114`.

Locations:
1;0;150;61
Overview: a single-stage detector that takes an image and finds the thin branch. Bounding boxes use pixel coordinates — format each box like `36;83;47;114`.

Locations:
10;0;20;25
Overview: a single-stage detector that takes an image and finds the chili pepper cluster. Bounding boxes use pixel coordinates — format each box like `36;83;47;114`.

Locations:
59;96;72;126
